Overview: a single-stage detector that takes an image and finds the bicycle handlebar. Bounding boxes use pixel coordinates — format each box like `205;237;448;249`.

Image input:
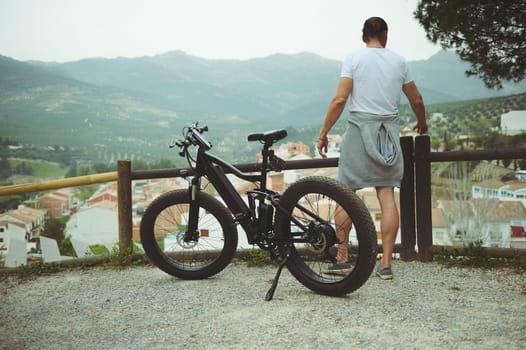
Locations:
173;121;286;182
176;122;212;154
189;125;212;150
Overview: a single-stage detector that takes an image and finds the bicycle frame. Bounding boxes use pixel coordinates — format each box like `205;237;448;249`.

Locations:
139;123;380;301
185;141;319;245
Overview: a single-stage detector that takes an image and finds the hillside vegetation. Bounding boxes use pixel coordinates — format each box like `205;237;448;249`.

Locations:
1;51;525;171
402;93;526;139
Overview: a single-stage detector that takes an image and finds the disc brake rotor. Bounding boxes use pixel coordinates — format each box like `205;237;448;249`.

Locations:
176;232;198;249
305;222;336;253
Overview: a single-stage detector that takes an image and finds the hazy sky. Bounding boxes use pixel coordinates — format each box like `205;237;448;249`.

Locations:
0;0;441;63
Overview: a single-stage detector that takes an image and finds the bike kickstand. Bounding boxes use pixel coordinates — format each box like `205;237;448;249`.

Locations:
265;250;291;301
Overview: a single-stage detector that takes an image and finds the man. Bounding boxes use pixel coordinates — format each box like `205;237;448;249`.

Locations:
317;17;428;279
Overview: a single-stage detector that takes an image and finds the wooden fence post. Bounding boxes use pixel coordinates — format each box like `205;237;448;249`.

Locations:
117;160;133;254
414;136;433;261
400;136;417;261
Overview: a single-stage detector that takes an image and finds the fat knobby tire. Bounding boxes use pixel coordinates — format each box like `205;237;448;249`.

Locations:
275;176;377;296
140;190;238;279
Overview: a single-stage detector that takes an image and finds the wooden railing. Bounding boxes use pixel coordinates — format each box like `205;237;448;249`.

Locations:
412;136;526;261
1;135;526;261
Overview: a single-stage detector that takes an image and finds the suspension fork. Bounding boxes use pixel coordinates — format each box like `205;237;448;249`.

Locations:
185;176;201;242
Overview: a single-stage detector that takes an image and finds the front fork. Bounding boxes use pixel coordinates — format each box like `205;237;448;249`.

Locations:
185;177;201;242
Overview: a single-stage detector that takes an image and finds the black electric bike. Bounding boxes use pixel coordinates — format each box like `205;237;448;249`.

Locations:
140;122;377;300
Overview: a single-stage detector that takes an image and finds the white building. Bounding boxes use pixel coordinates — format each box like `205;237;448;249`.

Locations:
501;110;526;136
472;179;526;207
0;221;28;266
436;198;526;248
66;206;119;251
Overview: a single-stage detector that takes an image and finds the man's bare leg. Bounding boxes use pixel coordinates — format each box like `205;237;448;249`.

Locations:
335;205;353;263
376;186;399;269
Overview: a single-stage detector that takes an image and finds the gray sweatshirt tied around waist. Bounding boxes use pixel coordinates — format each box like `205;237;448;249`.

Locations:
337;112;403;190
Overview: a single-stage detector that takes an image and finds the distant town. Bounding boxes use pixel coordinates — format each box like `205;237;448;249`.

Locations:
2;110;526;267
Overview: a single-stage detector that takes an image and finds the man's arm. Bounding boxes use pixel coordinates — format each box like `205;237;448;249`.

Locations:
402;81;428;134
318;77;353;158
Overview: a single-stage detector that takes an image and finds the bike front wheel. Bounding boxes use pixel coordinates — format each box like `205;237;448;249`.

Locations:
275;176;377;296
140;190;238;279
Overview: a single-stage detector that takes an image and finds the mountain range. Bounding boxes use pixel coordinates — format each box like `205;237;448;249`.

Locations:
1;50;525;163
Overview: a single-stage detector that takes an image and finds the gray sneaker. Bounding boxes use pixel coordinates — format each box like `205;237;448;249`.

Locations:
376;266;393;280
321;262;353;275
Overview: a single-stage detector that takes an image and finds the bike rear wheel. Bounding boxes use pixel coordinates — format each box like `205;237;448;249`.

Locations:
275;176;377;296
140;190;238;279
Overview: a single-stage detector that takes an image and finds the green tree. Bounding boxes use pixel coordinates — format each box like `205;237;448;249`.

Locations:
59;235;76;257
75;185;98;202
15;162;33;175
41;216;67;242
415;1;526;88
151;158;174;170
132;159;150;171
92;163;115;173
65;165;77;178
0;156;11;179
41;216;76;256
431;137;442;151
77;166;92;176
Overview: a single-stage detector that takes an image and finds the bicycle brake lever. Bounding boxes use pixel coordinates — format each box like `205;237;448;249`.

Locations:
171;140;185;149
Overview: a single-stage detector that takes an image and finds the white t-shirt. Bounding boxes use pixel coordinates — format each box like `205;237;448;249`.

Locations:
341;47;412;115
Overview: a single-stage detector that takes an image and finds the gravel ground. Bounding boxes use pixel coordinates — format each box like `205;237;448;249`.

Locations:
1;261;525;350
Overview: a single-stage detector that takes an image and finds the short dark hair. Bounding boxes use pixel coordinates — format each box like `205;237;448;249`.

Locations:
362;17;388;41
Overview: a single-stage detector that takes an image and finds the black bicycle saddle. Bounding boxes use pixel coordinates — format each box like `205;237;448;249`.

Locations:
247;129;288;144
